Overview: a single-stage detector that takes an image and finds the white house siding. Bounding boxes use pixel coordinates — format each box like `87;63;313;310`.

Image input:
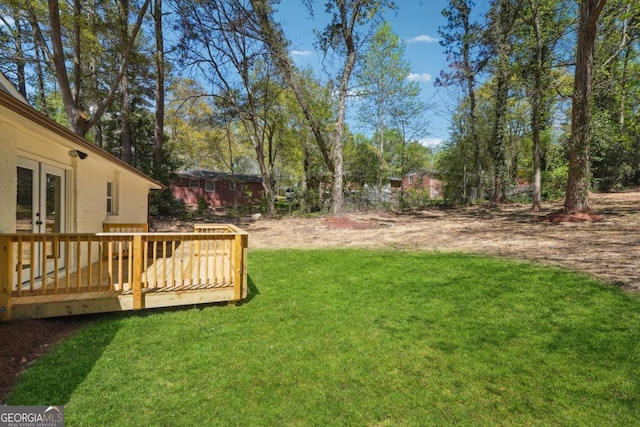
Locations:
0;117;16;232
0;95;160;234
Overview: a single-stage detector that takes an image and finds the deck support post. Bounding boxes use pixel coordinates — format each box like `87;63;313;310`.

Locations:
132;234;144;310
0;236;14;321
233;234;244;301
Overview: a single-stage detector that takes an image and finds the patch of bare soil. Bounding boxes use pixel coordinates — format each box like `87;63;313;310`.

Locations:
240;190;640;293
535;210;605;222
325;216;379;229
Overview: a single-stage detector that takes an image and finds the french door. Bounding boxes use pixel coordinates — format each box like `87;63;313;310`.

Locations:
16;158;66;280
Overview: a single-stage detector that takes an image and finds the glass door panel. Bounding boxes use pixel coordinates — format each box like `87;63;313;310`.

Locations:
16;164;37;233
41;164;65;273
15;159;66;282
45;172;62;233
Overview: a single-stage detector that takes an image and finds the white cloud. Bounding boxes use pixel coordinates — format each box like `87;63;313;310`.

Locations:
408;35;439;44
291;50;312;57
407;73;432;83
420;138;444;148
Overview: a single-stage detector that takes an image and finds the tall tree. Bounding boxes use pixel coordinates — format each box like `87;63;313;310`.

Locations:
356;22;415;204
518;0;571;210
437;0;484;201
316;0;395;216
153;0;165;178
119;0;133;163
26;0;150;136
175;0;288;216
251;0;394;215
250;0;335;174
486;0;522;204
564;0;608;212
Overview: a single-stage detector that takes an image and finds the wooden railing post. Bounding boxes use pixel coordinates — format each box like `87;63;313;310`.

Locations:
0;236;14;321
132;234;144;310
241;234;248;299
233;233;245;301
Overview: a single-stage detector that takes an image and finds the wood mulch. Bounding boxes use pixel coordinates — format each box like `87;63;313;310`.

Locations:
0;318;85;403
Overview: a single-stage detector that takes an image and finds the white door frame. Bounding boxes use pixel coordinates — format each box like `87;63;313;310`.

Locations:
16;157;67;280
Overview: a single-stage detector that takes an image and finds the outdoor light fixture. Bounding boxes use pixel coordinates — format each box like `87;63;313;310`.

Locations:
68;149;88;159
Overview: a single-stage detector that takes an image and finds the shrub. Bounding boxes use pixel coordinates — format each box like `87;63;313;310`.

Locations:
150;189;187;216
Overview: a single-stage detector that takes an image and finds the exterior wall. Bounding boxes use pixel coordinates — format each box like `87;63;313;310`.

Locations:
172;177;263;208
77;159;153;231
402;174;443;199
0;97;158;233
0;117;15;232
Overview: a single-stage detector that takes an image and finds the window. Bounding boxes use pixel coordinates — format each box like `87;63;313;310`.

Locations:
206;180;216;192
107;175;120;215
189;179;200;188
229;181;237;190
107;181;114;214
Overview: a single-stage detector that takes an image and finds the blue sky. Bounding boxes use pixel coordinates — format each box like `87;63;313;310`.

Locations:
274;0;484;148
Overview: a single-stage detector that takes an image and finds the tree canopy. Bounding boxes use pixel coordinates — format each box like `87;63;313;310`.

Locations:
1;0;638;214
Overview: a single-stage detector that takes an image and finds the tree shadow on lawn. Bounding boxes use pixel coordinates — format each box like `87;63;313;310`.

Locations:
5;278;261;406
5;312;122;405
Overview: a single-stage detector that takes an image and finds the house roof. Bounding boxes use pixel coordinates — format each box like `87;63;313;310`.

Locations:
0;72;29;105
0;89;163;189
404;169;440;178
175;170;262;183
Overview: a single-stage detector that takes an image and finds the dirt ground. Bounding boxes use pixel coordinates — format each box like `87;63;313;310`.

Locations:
150;190;640;291
237;190;640;293
2;189;639;402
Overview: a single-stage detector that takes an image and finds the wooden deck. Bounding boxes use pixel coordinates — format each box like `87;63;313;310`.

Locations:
0;224;248;321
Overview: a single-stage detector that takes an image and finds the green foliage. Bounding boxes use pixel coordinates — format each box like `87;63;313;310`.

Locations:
401;187;443;208
149;188;187;217
8;250;640;425
195;195;210;216
344;136;379;187
542;165;568;200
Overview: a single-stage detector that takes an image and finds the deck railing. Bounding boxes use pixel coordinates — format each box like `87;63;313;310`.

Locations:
0;224;248;321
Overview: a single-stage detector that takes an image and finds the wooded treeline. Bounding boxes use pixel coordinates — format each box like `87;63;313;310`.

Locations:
1;0;637;216
437;0;638;212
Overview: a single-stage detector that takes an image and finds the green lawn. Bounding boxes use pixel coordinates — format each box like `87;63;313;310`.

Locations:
7;250;640;425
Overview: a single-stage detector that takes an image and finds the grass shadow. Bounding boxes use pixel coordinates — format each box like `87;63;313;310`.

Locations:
5;312;122;405
236;275;260;305
6;274;261;405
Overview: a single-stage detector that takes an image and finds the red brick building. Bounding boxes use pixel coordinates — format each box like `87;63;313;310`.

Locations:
172;171;264;208
402;172;443;199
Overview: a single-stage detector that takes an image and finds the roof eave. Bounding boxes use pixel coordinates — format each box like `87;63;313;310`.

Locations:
0;91;164;190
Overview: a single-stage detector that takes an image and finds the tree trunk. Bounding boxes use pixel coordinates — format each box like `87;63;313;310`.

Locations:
120;74;132;163
153;0;165;178
72;0;81;107
48;0;87;135
301;133;311;213
564;0;607;212
14;17;27;98
461;10;481;201
331;44;356;216
120;0;132;164
87;0;102;147
40;0;150;137
34;44;48;113
530;1;543;212
377;124;385;205
491;58;509;205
